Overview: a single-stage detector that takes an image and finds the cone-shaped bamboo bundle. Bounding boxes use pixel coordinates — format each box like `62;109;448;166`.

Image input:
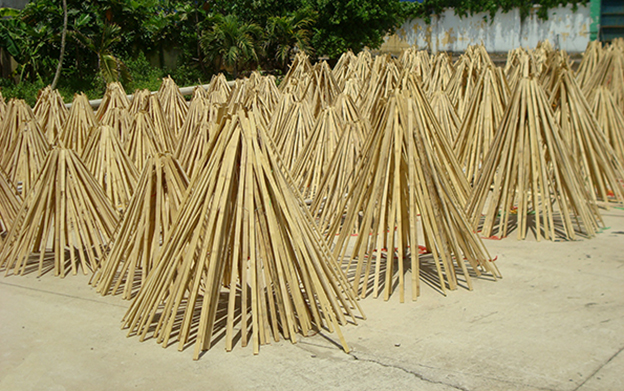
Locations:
82;125;139;214
306;61;340;116
125;111;166;172
122;109;361;358
582;47;624;113
505;49;539;93
0;99;38;155
205;73;232;104
176;102;223;180
592;87;624;164
128;89;151;114
33;86;69;144
96;82;130;121
145;95;177;152
309;119;368;234
92;153;189;299
360;60;401;121
157;76;188;138
399;47;431;86
539;50;572;95
271;98;315;171
332;50;357;89
1;118;50;195
445;56;479;119
0;147;118;277
468;77;602;241
0;168;21;237
329;92;499;302
550;70;624;204
100;106;132;146
280;52;313;92
60;93;98;154
292;106;343;199
0;92;6;123
427;52;454;93
576;41;603;90
333;93;364;125
429;90;460;142
454;66;510;185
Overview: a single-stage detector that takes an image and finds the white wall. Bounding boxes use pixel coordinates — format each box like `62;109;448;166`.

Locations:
382;4;591;53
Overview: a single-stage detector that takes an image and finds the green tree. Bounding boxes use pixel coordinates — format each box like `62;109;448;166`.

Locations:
310;0;403;58
200;13;262;78
265;8;316;70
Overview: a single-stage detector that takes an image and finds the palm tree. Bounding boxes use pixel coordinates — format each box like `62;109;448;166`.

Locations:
265;9;316;71
200;13;262;79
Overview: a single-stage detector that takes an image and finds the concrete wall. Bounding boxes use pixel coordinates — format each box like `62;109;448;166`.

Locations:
381;4;592;54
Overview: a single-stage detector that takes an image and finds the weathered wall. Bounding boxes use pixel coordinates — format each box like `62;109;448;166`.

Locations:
381;4;592;54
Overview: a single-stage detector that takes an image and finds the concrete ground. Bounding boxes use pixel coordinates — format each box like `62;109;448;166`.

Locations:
1;209;623;391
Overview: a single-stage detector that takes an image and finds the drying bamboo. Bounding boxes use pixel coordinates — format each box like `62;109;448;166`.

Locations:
128;89;151;114
145;94;177;152
306;61;340;116
576;41;603;90
427;52;454;93
581;46;624;114
1;118;50;195
81;125;139;214
550;69;624;204
33;86;69;144
96;82;130;121
454;66;510;186
92;152;189;299
100;106;132;146
292;106;343;199
332;50;358;90
445;55;479;119
125;111;166;172
0;168;21;237
280;52;313;93
59;93;98;154
329;91;499;302
592;87;624;164
333;92;364;125
429;90;461;142
205;73;232;104
0;146;118;277
122;108;362;359
309;118;368;234
270;98;315;171
157;76;188;138
0;92;6;123
467;77;602;241
0;99;38;158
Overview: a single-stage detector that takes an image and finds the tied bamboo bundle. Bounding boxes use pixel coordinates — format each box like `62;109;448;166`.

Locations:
176;102;223;181
292;106;343;199
445;55;479;120
82;125;139;214
92;153;189;299
128;89;151;114
581;46;624;111
205;73;232;105
454;66;510;186
122;108;362;359
59;93;99;154
359;59;402;122
467;77;602;241
329;92;499;302
427;52;454;93
0;92;6;123
399;47;431;87
332;50;358;90
309;119;368;235
592;87;624;164
157;76;188;138
96;82;130;121
1;118;50;195
0;147;118;277
100;106;132;146
429;90;461;142
0;168;21;237
550;70;624;205
576;41;603;90
0;99;38;156
306;61;340;117
333;92;365;125
145;95;177;152
125;111;166;172
270;98;315;172
33;86;69;144
279;52;313;94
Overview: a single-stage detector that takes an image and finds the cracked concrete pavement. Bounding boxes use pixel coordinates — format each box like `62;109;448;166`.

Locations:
1;209;623;391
